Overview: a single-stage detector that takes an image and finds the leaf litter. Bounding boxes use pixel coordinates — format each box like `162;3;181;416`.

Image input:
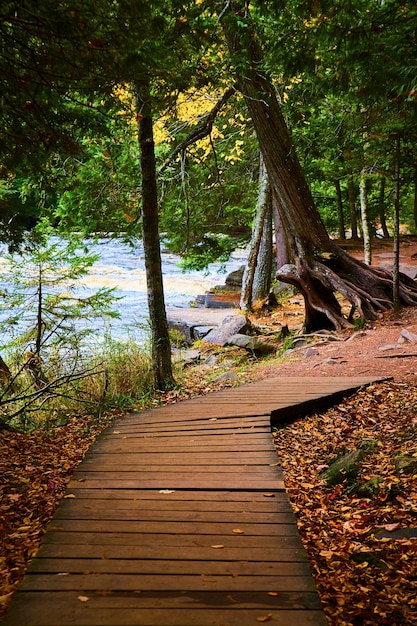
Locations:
273;380;417;626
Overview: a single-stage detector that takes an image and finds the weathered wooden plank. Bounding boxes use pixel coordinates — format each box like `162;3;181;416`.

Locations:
2;598;327;626
90;443;277;454
28;558;312;576
19;573;318;592
46;520;297;536
71;470;281;482
36;543;307;561
52;507;294;524
73;464;281;474
108;420;271;432
1;589;324;610
81;452;280;465
53;497;292;512
95;429;268;446
62;489;288;502
67;478;285;490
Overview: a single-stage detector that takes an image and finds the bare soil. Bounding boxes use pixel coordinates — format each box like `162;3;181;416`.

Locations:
254;237;417;385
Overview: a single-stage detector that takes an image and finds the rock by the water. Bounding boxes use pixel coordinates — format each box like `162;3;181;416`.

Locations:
227;333;276;354
203;315;249;346
225;266;245;288
193;325;217;340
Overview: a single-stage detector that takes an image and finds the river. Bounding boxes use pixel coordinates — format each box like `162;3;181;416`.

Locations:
0;238;246;346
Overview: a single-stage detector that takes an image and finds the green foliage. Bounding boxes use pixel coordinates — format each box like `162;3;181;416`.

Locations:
0;225;119;355
0;226;124;428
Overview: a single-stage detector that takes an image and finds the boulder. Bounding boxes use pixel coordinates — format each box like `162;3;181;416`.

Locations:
225;265;245;288
203;315;249;346
320;442;376;486
227;333;277;354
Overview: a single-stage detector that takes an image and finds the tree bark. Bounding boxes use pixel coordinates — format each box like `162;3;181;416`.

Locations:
393;136;401;311
359;174;372;265
240;155;272;310
220;1;417;331
335;179;345;240
413;159;417;232
378;176;390;238
133;79;175;390
253;197;272;302
347;176;359;239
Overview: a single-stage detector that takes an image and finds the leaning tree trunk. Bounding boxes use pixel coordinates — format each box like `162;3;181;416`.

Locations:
133;79;175;390
240;155;272;310
220;1;417;331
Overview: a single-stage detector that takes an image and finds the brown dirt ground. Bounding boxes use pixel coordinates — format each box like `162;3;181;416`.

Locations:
254;236;417;385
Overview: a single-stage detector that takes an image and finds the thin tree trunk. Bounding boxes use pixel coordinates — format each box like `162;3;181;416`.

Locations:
252;198;272;302
413;159;417;231
133;79;175;390
240;155;272;310
347;177;359;239
378;176;389;238
359;174;372;265
273;197;291;269
393;136;401;311
335;179;345;240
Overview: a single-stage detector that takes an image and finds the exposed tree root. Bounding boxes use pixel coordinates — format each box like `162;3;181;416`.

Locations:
277;248;417;332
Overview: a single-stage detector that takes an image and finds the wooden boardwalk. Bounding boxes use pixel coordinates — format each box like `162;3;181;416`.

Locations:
3;376;379;626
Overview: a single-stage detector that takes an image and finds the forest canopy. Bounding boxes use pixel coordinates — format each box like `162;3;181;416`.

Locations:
1;0;417;344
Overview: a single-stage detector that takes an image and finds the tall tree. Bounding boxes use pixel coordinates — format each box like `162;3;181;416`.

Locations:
133;80;175;389
219;1;417;331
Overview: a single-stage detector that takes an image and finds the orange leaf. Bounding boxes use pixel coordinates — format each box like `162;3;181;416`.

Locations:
257;613;273;622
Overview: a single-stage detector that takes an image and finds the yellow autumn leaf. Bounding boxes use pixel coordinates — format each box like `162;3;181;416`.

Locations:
256;613;273;622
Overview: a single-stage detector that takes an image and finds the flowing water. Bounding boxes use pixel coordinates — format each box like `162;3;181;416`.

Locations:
0;238;246;345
